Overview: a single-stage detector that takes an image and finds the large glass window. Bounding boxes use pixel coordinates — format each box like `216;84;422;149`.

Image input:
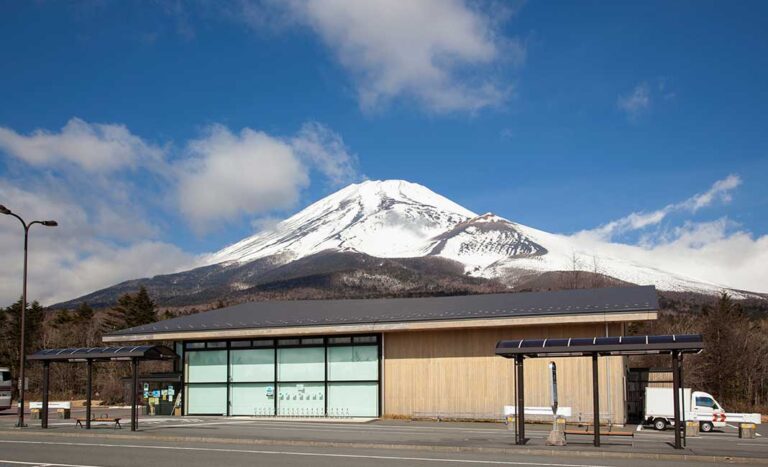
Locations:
230;349;274;382
183;336;380;417
277;347;325;381
186;350;227;383
230;383;275;416
327;345;378;381
328;382;378;417
187;384;227;414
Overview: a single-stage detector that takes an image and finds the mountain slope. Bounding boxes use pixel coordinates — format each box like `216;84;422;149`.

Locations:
56;179;759;308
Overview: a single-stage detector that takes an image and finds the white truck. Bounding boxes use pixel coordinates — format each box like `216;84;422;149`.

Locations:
644;387;725;432
0;367;11;411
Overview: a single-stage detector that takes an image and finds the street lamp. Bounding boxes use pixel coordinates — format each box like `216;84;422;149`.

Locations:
0;204;57;428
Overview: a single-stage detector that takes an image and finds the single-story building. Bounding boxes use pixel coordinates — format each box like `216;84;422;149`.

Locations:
103;285;659;424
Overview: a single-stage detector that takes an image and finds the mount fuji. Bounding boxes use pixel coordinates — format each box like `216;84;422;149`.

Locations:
57;180;754;308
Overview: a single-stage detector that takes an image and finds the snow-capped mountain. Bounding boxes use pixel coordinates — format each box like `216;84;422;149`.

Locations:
206;180;731;295
206;180;474;265
57;179;755;309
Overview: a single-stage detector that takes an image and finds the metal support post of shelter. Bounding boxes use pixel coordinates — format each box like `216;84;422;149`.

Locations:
86;360;93;429
591;353;600;447
131;358;139;432
678;352;686;447
514;355;526;445
671;351;682;450
41;361;49;429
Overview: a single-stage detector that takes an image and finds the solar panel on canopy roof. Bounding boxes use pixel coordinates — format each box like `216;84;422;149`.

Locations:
495;334;704;358
26;345;177;362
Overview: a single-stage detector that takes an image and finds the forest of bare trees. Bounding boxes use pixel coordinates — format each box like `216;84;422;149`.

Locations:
630;293;768;412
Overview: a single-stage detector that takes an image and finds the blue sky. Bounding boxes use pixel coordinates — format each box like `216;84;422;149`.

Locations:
0;0;766;304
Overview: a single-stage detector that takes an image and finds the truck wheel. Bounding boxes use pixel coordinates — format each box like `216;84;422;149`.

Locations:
653;418;667;431
700;422;714;433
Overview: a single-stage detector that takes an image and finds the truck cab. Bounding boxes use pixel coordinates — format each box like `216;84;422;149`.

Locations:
691;391;725;432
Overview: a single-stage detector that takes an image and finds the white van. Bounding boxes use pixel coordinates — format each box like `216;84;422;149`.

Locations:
644;387;725;432
0;368;11;411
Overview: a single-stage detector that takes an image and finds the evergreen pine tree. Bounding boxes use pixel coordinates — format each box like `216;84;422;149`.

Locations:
102;286;157;331
128;286;157;327
75;302;94;323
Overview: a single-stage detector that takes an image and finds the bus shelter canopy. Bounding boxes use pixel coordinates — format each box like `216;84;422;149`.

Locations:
27;345;177;363
495;334;703;358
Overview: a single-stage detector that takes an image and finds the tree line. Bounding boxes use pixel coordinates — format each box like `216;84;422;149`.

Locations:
0;286;164;403
631;293;768;412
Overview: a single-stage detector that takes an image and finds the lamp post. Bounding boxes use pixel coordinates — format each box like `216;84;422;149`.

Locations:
0;205;57;428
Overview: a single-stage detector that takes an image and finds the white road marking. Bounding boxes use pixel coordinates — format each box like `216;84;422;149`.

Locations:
726;424;738;429
0;460;102;467
0;439;615;467
635;425;642;432
148;419;541;435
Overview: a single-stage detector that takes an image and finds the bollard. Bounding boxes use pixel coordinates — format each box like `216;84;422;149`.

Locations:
739;423;756;439
545;416;567;446
685;421;699;438
506;415;515;431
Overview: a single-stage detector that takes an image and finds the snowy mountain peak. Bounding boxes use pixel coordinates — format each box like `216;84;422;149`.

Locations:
203;179;743;297
206;179;476;265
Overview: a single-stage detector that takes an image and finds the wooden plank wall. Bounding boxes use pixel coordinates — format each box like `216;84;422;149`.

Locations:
382;323;627;424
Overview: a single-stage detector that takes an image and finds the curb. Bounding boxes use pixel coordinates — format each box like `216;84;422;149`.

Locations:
0;429;766;465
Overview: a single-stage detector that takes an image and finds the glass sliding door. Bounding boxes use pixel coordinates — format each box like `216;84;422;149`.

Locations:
185;349;227;415
277;347;325;416
229;349;276;416
327;345;379;416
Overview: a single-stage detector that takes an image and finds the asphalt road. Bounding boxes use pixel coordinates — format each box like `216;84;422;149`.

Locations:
1;408;766;465
0;435;714;467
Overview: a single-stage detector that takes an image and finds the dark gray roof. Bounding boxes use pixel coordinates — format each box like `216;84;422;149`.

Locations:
27;345;177;362
496;334;703;358
107;286;658;338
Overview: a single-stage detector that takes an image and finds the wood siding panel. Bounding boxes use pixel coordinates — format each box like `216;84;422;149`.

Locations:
383;323;627;424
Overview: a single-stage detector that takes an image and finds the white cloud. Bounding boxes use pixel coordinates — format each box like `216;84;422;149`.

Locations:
570;219;768;293
0;117;166;173
291;121;359;185
177;122;361;230
570;174;767;293
177;125;310;229
682;174;741;211
245;0;522;113
0;183;199;306
583;175;742;241
617;83;651;119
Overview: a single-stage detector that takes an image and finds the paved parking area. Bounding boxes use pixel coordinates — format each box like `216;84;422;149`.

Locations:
1;408;766;464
